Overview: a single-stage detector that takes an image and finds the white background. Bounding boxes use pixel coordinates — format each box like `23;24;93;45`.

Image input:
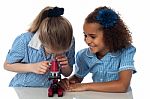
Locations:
0;0;149;99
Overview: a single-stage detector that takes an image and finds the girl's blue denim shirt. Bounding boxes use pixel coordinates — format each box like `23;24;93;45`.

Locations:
75;45;136;82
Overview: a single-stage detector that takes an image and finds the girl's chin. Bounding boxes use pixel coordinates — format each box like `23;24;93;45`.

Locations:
89;48;97;53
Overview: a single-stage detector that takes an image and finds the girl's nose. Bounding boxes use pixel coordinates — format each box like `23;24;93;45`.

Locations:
85;37;92;44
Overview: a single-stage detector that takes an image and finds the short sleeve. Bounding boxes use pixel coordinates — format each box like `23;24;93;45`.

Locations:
6;34;26;63
74;51;89;78
119;45;136;73
65;37;75;67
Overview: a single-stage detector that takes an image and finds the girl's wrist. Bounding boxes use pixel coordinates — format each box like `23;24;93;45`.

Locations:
61;65;72;77
82;83;91;91
28;63;35;73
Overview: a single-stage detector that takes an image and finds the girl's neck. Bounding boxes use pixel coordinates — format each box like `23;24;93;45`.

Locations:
96;48;109;59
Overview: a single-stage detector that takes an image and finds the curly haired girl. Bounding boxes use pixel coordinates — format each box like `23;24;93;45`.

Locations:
59;6;136;93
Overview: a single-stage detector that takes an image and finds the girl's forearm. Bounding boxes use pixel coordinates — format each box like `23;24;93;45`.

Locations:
84;80;129;93
4;61;33;73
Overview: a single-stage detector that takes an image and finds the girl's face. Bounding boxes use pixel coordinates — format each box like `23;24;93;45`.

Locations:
83;23;108;57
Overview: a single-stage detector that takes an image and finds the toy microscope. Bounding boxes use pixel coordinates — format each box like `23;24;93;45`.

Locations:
48;54;63;97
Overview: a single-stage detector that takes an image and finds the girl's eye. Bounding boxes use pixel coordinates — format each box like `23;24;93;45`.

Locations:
84;34;87;37
91;36;96;39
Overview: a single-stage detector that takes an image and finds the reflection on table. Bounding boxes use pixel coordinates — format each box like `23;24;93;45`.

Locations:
1;87;133;99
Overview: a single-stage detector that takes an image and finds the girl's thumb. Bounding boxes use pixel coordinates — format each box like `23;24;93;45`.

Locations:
69;80;76;84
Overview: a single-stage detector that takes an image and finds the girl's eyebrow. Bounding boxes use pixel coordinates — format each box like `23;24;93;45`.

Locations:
83;32;96;36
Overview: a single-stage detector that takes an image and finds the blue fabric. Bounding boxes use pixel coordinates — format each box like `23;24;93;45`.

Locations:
6;32;75;87
75;45;136;82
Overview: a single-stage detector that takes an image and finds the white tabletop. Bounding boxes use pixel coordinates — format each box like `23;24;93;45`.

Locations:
0;87;133;99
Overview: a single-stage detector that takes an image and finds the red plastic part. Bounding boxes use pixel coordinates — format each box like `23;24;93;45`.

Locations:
58;87;63;97
48;80;64;97
50;60;59;72
48;55;63;97
48;88;53;97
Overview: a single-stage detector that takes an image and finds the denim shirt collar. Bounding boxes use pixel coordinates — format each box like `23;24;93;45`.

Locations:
84;48;120;68
85;48;121;58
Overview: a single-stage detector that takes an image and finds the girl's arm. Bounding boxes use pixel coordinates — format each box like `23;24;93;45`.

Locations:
69;70;132;93
4;60;49;74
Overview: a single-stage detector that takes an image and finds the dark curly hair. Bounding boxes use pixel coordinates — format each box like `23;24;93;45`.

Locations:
85;6;132;52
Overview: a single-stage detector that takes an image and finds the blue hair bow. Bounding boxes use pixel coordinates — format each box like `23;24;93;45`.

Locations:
96;9;119;28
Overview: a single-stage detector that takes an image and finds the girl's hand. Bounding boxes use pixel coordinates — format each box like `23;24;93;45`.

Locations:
31;61;49;74
59;78;70;90
58;78;76;90
56;55;72;77
68;83;87;92
56;55;69;69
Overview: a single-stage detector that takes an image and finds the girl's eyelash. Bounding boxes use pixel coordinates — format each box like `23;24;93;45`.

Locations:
91;36;96;39
83;32;96;38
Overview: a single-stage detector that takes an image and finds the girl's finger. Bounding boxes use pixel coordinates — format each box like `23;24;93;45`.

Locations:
40;65;48;70
41;62;49;67
59;61;68;65
61;65;68;68
39;68;47;73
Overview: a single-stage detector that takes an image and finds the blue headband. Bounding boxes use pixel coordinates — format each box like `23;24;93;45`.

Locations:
96;8;119;28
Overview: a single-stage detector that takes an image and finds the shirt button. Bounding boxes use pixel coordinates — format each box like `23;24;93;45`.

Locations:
100;79;103;82
42;83;44;85
100;71;103;73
